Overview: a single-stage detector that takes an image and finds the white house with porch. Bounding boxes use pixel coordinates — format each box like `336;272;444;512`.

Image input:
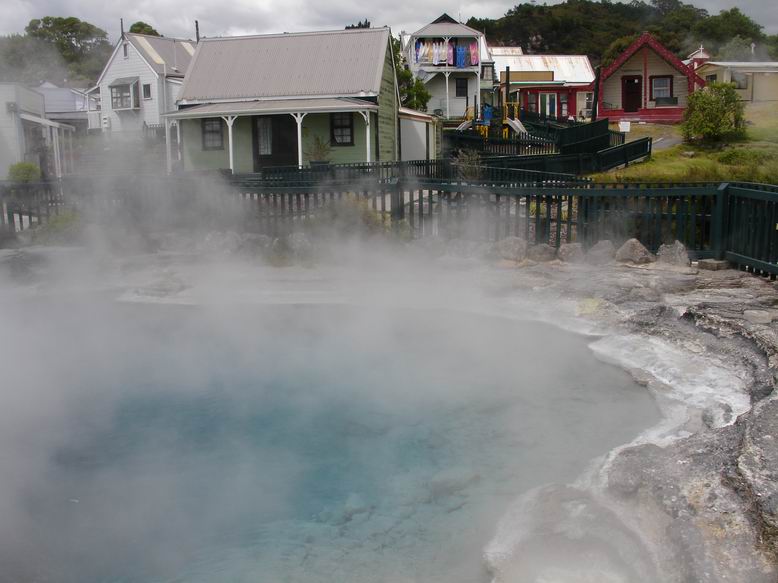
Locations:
0;83;75;180
91;32;195;138
163;27;400;173
404;14;490;119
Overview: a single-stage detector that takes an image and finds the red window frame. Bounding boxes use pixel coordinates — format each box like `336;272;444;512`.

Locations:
649;75;673;101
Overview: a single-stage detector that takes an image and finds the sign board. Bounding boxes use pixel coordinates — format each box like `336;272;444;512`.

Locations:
619;121;631;133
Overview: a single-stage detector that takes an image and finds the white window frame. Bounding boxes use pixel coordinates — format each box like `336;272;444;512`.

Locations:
110;83;138;110
539;92;557;117
651;76;672;100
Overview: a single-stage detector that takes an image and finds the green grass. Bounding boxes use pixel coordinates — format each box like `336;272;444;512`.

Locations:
592;143;778;183
595;102;778;184
745;102;778;144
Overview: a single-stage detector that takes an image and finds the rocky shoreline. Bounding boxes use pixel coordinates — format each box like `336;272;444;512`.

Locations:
472;238;778;583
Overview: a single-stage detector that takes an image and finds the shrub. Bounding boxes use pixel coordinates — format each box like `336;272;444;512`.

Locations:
718;148;775;166
682;83;745;143
456;149;482;181
7;162;41;182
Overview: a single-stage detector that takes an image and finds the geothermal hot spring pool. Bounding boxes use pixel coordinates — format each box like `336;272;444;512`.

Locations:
0;300;660;583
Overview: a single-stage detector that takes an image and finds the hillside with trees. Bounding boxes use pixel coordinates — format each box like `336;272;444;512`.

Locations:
0;17;113;85
467;0;778;65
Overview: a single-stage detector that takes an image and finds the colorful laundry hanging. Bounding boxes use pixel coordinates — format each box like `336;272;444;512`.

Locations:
455;46;466;68
447;41;454;65
469;41;479;65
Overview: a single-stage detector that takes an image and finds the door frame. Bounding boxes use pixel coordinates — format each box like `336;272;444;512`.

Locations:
621;75;643;113
539;92;557;118
251;114;298;171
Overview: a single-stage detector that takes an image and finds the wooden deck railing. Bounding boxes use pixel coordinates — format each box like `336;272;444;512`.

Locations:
6;174;778;276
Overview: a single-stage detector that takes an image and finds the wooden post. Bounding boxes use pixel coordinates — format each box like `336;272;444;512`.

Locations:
591;66;601;122
165;118;173;174
175;121;182;161
359;111;371;163
444;71;451;119
291;112;307;168
712;182;729;260
52;127;62;179
221;115;237;173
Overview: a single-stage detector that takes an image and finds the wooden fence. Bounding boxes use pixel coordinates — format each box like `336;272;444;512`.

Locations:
443;131;557;157
5;175;778;275
477;137;652;175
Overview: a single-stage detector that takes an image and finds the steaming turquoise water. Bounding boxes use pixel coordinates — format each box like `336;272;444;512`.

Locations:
3;304;659;583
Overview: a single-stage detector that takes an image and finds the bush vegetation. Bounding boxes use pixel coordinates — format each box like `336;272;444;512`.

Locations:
7;162;41;182
682;83;745;143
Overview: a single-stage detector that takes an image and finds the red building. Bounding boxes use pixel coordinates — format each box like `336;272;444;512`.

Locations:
594;32;706;123
492;52;596;120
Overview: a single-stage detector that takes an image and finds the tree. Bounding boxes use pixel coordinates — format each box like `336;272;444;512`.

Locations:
345;20;371;29
717;36;754;61
24;16;112;82
601;35;637;67
26;17;111;64
129;21;159;36
765;35;778;60
0;34;69;83
391;36;431;111
692;8;763;52
682;83;745;143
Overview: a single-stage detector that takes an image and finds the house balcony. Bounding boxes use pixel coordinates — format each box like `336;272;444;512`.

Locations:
408;36;482;73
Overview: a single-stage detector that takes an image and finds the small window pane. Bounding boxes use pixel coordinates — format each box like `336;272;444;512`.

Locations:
731;72;748;90
455;78;468;97
111;85;132;109
330;113;353;146
202;118;224;150
652;77;671;99
142;84;151;99
257;118;272;155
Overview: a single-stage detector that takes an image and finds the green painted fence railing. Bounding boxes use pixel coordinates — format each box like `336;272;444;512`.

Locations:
5;176;778;276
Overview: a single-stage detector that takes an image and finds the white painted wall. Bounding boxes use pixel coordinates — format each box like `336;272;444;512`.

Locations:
0;84;45;178
400;117;430;160
424;73;480;118
98;41;161;134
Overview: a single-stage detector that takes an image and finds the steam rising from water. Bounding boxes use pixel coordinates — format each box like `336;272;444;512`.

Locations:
0;292;659;583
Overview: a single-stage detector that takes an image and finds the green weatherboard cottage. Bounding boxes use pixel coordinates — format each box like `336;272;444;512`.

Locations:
165;27;400;172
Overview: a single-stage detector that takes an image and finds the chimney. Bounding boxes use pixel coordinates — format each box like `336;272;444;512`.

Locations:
120;18;124;39
195;20;200;43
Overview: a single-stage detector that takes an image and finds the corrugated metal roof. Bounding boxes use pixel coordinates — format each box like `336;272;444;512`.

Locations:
37;86;89;113
126;33;195;77
165;97;378;118
702;61;778;69
178;28;390;103
489;46;524;58
492;54;594;84
109;76;139;87
411;21;483;38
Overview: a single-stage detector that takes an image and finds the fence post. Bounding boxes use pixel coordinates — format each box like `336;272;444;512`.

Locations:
712;182;729;260
390;178;404;228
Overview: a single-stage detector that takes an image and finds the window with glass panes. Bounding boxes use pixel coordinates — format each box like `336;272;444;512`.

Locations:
111;85;132;109
330;112;353;146
201;118;224;150
650;76;673;100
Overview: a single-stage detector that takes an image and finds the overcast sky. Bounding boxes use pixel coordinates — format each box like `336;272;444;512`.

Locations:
1;0;776;42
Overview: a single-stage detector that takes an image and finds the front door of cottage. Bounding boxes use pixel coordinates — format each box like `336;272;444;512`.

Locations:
252;115;298;171
622;76;642;113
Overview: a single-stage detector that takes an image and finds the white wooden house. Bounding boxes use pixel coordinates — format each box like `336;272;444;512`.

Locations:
91;32;195;138
404;14;492;119
0;83;75;179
